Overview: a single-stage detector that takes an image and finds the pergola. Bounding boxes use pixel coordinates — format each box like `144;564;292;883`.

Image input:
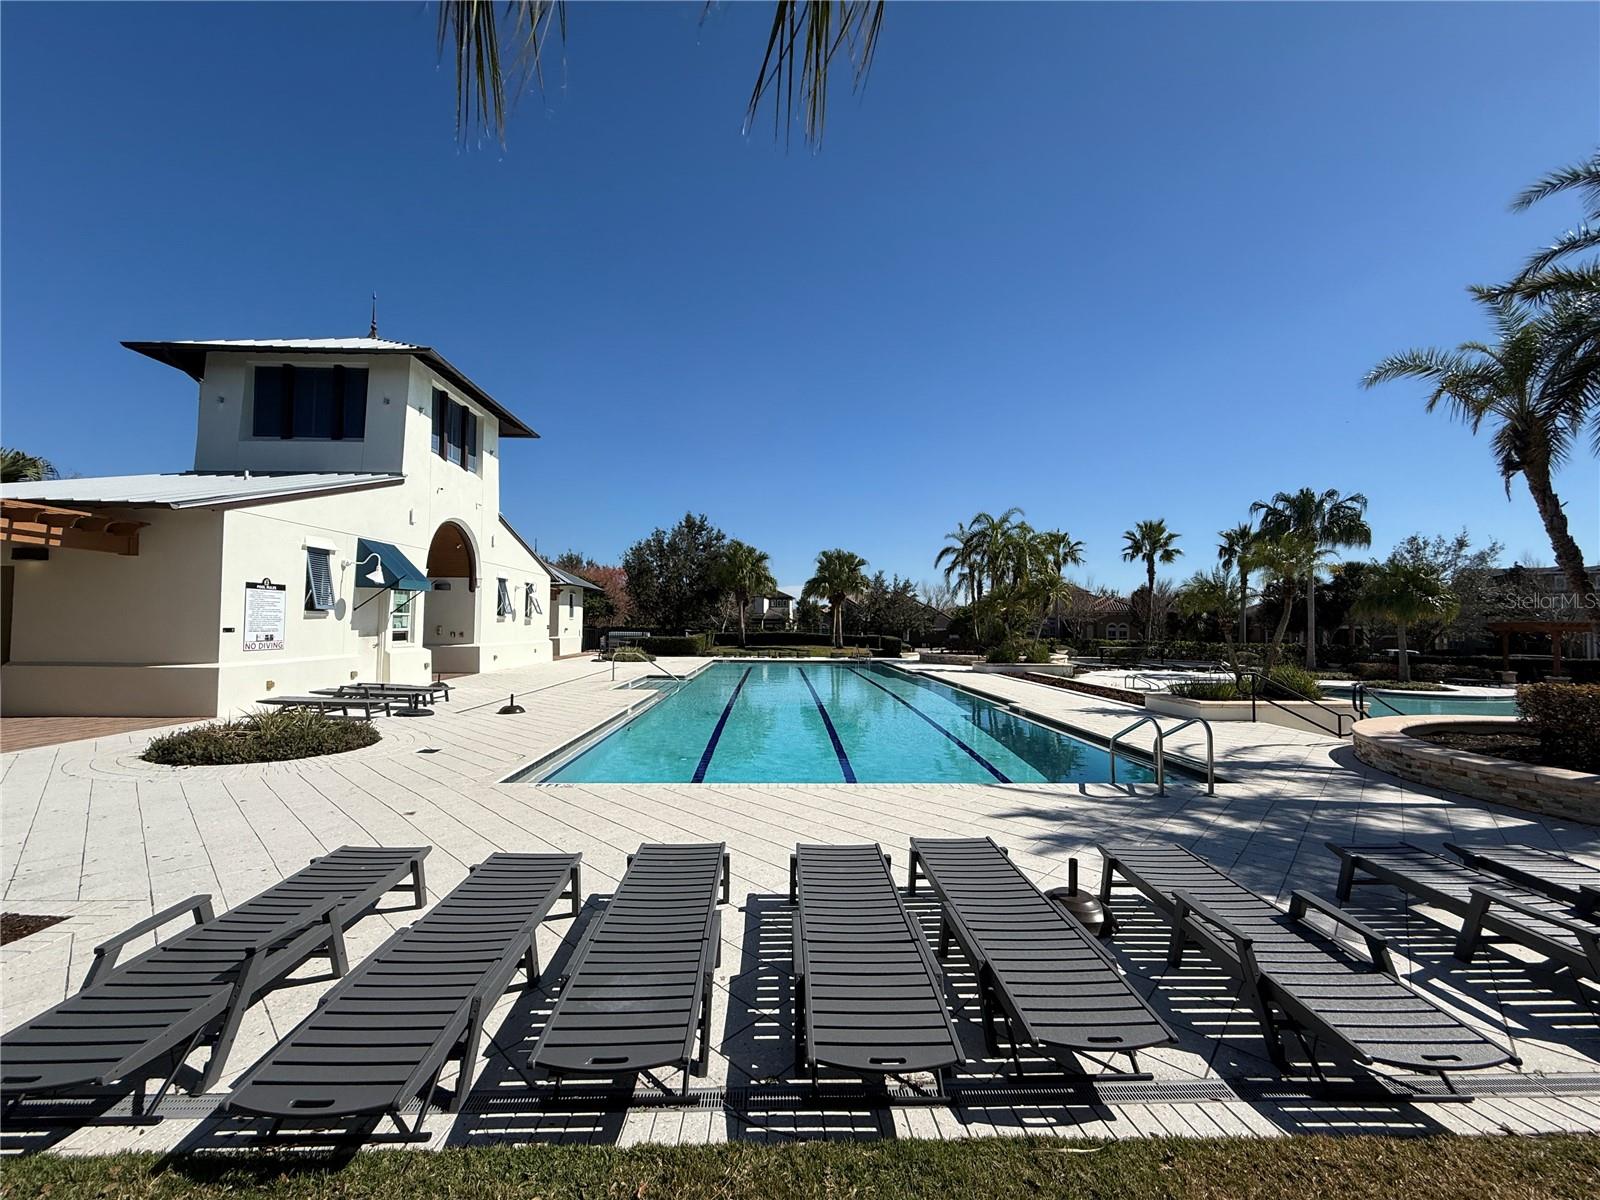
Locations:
0;499;147;556
1485;619;1599;678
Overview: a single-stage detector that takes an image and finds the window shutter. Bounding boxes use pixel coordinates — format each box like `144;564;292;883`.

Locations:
432;390;448;459
305;548;335;612
523;582;533;621
466;411;479;473
496;577;512;617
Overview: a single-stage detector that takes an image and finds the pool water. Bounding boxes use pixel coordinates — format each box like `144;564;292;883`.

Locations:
542;661;1151;784
1361;691;1519;717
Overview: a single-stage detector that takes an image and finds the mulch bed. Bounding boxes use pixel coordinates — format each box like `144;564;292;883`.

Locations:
1025;673;1146;706
1;912;68;945
1416;729;1562;769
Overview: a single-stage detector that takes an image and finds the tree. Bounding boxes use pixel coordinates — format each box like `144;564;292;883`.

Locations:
0;448;58;484
1251;488;1371;670
552;550;631;628
439;1;886;148
1120;520;1183;643
1365;299;1591;604
620;513;727;631
1353;560;1460;683
794;595;826;634
717;540;777;647
1178;568;1245;670
802;548;869;648
1249;533;1315;670
933;520;980;605
1031;529;1084;639
1127;580;1178;646
1388;530;1503;648
1216;522;1255;646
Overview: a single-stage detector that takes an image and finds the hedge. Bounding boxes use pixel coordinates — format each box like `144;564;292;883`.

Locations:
638;635;712;656
143;709;379;767
713;631;884;649
1517;682;1600;772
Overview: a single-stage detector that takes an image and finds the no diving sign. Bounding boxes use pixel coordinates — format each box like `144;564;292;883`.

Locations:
244;579;287;652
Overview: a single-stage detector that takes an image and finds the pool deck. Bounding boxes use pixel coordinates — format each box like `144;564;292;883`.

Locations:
2;654;1598;1152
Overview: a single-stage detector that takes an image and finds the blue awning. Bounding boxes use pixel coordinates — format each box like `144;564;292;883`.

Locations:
355;538;432;592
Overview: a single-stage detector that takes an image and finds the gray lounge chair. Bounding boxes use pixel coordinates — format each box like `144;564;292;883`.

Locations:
530;843;728;1097
791;843;963;1087
1;845;429;1113
1098;842;1516;1080
224;852;580;1136
1444;843;1600;913
1329;842;1600;986
908;837;1173;1074
258;696;391;719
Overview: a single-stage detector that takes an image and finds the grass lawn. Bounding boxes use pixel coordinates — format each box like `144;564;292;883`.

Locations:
7;1135;1599;1200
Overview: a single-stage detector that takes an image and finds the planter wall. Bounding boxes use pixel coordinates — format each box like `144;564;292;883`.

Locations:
1146;693;1354;738
1353;715;1599;824
972;662;1076;678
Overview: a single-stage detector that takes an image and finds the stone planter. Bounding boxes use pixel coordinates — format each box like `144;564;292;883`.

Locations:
1145;693;1354;737
918;652;982;666
972;662;1076;678
1353;715;1599;824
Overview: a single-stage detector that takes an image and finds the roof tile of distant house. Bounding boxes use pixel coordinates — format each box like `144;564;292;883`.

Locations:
122;338;538;438
0;471;403;509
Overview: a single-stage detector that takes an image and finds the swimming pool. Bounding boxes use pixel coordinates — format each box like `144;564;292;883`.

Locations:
1360;691;1519;717
538;661;1152;784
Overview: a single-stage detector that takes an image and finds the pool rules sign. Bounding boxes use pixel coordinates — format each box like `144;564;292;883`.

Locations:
243;579;287;652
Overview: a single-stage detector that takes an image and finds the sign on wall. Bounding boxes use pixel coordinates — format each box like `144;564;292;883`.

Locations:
243;579;287;652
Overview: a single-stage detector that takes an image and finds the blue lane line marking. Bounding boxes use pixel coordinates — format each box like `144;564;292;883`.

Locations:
692;666;753;782
797;667;857;783
846;666;1011;783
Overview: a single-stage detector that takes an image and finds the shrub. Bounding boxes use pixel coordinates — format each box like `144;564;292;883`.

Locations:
1169;680;1245;701
872;636;904;658
1517;683;1600;772
1364;679;1447;692
143;709;379;767
1266;663;1324;700
638;635;710;656
606;647;655;662
985;636;1051;665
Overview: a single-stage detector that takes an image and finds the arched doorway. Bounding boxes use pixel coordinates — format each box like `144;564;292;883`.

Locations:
424;521;477;665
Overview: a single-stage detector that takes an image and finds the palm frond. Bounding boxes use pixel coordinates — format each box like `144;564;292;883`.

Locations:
1509;152;1600;219
745;1;885;148
438;1;565;145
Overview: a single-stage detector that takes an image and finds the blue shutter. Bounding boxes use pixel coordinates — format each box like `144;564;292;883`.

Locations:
305;548;335;612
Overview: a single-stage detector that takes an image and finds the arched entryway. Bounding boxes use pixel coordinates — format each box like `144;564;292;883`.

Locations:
424;521;477;664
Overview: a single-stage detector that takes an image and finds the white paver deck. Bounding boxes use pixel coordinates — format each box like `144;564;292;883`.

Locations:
2;655;1597;1151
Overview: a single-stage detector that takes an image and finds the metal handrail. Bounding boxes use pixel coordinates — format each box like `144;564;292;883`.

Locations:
1109;716;1165;795
1122;673;1165;691
1351;682;1405;719
1161;717;1215;795
1240;668;1350;738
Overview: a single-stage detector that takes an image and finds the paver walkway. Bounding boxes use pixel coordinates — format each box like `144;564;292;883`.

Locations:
3;655;1597;1152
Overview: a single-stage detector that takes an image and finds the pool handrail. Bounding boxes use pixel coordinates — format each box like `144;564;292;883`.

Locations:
1161;717;1215;795
1109;716;1165;795
1239;668;1351;738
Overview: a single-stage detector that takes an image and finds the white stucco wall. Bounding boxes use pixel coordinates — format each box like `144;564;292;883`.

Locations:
2;347;554;717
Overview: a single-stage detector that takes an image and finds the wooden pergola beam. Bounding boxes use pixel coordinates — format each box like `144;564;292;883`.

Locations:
0;501;147;556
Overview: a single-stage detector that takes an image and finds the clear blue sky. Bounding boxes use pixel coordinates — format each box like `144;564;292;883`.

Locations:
3;1;1596;594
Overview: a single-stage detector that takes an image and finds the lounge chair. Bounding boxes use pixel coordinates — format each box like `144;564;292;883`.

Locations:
1098;842;1515;1080
908;837;1173;1074
1444;843;1600;913
1329;842;1600;986
257;695;391;719
791;843;963;1086
224;852;580;1136
530;843;728;1097
1;845;429;1112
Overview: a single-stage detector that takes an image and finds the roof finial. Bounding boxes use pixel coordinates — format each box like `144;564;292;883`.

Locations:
369;293;378;339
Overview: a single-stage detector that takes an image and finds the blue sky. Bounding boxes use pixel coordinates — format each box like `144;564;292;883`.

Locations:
3;2;1596;595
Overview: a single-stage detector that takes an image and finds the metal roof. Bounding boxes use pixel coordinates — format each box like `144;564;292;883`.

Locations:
122;339;538;439
0;472;404;510
546;561;602;591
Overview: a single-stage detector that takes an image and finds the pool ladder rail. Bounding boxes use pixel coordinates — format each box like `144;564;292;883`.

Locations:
1107;715;1215;797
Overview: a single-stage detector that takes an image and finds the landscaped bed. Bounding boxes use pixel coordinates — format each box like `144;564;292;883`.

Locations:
7;1136;1598;1199
1416;727;1555;769
142;708;380;767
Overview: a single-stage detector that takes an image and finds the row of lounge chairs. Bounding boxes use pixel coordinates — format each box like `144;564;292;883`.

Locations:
258;681;454;720
3;835;1595;1135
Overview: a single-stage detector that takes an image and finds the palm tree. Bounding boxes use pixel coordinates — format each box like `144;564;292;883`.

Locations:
1251;488;1371;670
1032;529;1085;639
1178;568;1244;668
1501;152;1600;299
1353;561;1459;683
1120;520;1182;643
802;548;869;648
1216;522;1255;646
933;520;979;605
718;540;777;647
0;448;59;484
1248;533;1316;670
1365;299;1592;603
439;1;886;147
967;507;1024;595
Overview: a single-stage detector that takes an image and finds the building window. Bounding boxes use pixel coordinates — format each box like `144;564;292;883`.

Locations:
433;388;479;473
304;548;334;612
253;365;367;440
391;593;413;643
496;577;512;619
568;590;575;617
523;582;535;622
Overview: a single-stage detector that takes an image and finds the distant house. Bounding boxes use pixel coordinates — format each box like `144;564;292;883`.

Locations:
0;335;575;716
745;589;795;629
1042;586;1133;641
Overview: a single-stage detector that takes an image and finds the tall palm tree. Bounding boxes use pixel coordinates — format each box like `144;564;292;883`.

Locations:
1502;152;1600;298
1365;299;1592;603
1120;520;1182;643
1032;529;1085;638
802;548;869;648
0;449;59;484
1248;533;1316;670
718;540;777;647
439;1;886;147
1353;561;1459;684
967;507;1024;595
1251;488;1371;670
1216;522;1255;646
1177;568;1244;666
933;520;979;605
